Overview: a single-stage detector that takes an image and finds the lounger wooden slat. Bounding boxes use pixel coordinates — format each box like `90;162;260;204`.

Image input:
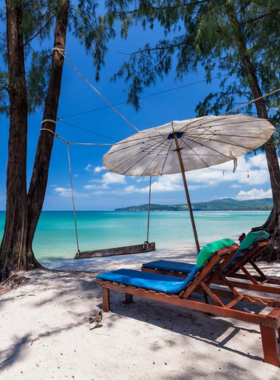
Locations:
98;281;274;326
142;240;280;297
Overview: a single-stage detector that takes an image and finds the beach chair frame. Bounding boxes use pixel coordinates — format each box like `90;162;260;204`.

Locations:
222;240;280;293
98;244;280;367
142;241;280;296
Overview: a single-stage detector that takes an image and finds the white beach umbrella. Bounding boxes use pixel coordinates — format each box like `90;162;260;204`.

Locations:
103;115;275;252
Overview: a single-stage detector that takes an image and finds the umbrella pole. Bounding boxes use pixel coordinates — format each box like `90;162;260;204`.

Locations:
174;134;200;253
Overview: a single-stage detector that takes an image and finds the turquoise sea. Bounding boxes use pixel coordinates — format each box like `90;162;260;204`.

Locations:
0;211;270;264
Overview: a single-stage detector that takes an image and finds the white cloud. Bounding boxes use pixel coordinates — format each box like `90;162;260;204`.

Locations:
74;174;78;178
85;164;105;173
84;172;126;191
88;172;126;187
101;172;126;185
184;156;246;183
122;175;182;194
181;154;269;186
249;154;268;170
54;187;69;193
94;166;105;173
53;187;88;198
85;164;93;172
230;184;242;188
136;177;150;183
84;184;107;190
235;188;272;201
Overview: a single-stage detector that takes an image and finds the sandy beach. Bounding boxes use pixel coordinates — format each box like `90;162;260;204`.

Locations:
1;245;280;380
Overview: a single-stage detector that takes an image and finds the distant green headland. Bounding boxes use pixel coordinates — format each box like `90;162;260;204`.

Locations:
115;198;273;212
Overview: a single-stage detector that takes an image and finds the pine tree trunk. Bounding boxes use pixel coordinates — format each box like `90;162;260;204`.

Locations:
0;0;39;280
227;6;280;261
27;0;69;253
0;0;69;281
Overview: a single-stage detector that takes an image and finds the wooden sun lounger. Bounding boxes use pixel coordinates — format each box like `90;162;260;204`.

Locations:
142;240;280;296
98;244;280;367
221;240;280;293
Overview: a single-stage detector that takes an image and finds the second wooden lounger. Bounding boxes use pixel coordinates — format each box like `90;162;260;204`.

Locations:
142;232;280;296
97;241;280;367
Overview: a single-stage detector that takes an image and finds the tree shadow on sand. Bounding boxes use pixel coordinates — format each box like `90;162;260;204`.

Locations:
0;270;103;373
100;289;280;365
1;266;280;378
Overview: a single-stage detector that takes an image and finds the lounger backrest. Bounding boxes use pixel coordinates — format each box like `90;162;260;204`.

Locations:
172;238;236;294
223;230;269;274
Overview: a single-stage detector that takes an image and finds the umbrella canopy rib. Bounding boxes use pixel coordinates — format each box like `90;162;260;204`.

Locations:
140;138;174;176
122;139;170;175
181;136;233;160
192;135;257;151
108;138;167;171
106;136;165;156
194;132;270;139
113;134;164;146
161;139;174;175
180;138;210;168
178;115;232;133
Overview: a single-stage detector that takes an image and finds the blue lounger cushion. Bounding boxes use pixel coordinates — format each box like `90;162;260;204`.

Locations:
224;231;270;270
142;260;195;274
97;266;202;295
98;238;238;295
143;237;235;275
142;231;269;275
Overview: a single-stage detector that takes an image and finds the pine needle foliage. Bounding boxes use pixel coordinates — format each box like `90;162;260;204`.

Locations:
100;0;280;132
0;0;115;114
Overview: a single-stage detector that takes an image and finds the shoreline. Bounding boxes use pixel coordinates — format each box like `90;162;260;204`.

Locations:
41;243;199;271
0;210;272;213
40;236;237;270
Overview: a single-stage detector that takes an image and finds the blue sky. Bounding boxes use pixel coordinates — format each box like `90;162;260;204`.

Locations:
0;10;272;211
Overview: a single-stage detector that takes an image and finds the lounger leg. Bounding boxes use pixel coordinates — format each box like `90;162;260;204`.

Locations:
260;324;280;367
102;287;110;312
204;294;210;304
125;293;133;304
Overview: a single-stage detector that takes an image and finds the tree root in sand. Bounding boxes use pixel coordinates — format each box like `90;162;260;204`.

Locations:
0;274;28;295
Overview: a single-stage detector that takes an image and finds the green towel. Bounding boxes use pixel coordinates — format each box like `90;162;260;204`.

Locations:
239;230;269;250
196;238;236;268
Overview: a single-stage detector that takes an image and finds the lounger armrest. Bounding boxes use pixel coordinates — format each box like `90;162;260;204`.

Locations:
267;306;280;328
217;244;239;256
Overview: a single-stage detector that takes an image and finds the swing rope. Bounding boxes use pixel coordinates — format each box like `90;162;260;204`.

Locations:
41;128;153;255
40;128;113;255
53;48;140;133
66;143;80;255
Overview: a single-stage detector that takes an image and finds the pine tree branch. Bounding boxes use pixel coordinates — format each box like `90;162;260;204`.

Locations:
119;41;187;61
139;48;171;79
236;1;252;15
0;84;8;92
69;6;96;32
23;13;56;46
242;9;280;24
117;0;208;16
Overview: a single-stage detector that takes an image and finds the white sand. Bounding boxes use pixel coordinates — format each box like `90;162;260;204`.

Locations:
1;246;280;380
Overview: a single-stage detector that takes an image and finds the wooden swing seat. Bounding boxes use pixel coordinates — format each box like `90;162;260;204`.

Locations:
74;242;156;259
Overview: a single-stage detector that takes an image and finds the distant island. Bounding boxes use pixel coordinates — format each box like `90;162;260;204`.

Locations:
115;198;273;211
